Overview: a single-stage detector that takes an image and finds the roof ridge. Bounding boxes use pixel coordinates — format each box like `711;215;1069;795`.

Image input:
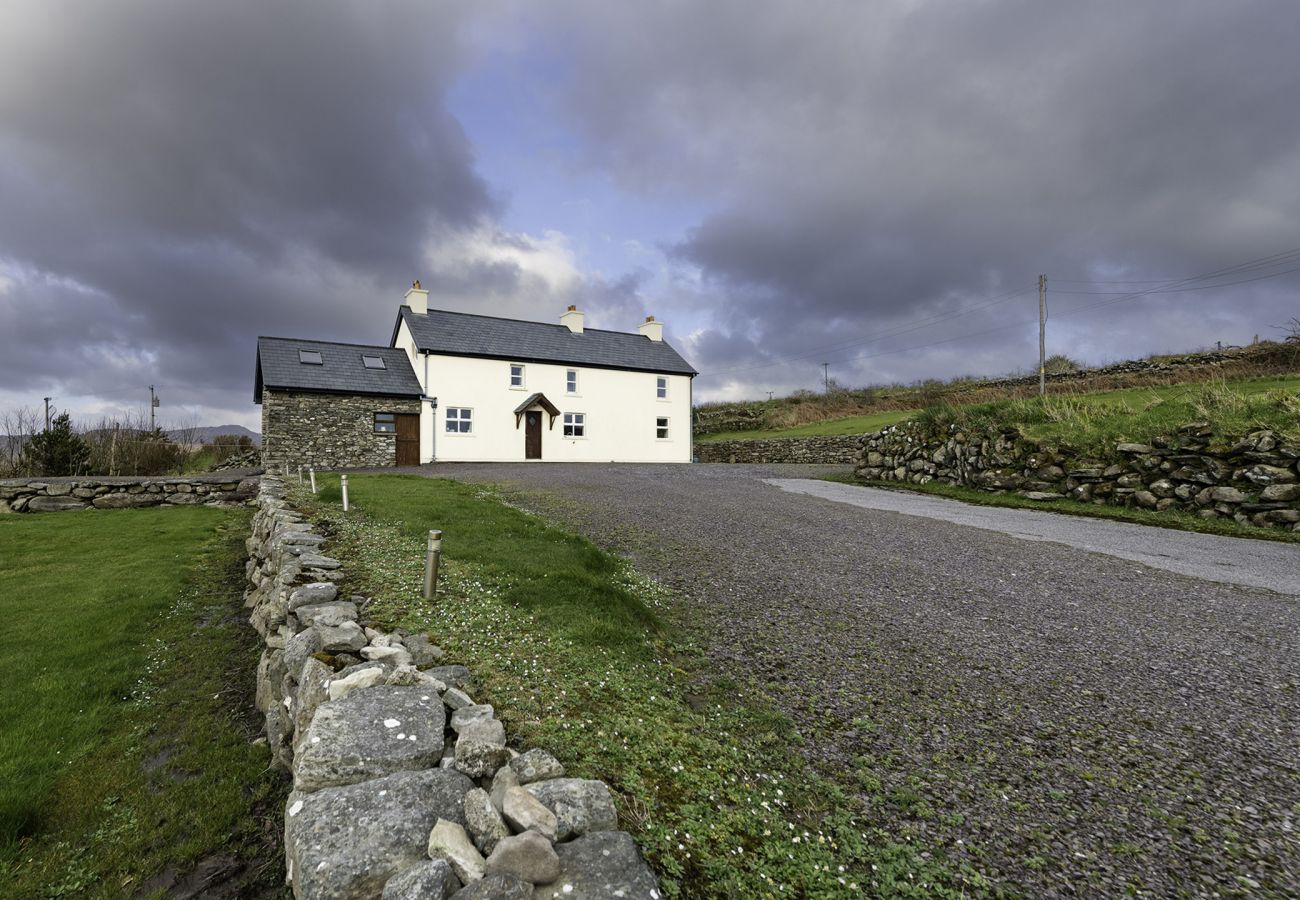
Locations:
259;335;401;351
413;307;651;339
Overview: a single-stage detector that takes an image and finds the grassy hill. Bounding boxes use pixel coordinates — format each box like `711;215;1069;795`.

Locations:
694;340;1298;442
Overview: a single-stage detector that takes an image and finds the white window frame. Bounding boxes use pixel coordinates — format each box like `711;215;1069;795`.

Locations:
445;407;473;435
656;376;668;400
565;369;578;395
656;416;670;440
563;412;586;439
509;364;526;389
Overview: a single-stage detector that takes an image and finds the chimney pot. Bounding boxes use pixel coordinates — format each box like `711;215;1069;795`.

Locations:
568;305;577;311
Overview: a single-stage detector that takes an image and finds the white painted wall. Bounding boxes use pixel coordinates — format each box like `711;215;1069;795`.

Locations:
393;319;693;463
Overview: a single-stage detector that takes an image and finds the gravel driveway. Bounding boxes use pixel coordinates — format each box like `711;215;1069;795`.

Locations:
405;462;1300;897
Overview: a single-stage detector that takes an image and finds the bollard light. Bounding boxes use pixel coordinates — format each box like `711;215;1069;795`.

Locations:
298;465;303;485
341;474;349;512
309;467;317;494
423;529;443;600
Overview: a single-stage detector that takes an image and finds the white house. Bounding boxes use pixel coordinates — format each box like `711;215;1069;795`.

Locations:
392;283;697;463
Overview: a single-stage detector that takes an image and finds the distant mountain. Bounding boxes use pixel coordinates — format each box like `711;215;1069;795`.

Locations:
169;424;261;446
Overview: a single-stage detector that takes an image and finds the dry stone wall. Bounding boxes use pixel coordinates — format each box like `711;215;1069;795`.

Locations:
856;421;1300;531
694;434;861;464
0;473;260;513
245;476;661;899
261;390;421;471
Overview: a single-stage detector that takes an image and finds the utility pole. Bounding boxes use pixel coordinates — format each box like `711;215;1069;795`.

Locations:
149;385;158;432
822;362;830;394
43;397;51;432
765;391;775;401
1038;274;1047;398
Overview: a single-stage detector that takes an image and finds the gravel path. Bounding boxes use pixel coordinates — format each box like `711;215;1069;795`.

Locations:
408;463;1300;897
769;478;1300;596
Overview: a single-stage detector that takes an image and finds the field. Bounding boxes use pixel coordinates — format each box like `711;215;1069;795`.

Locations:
698;373;1300;447
0;507;286;897
304;474;975;897
694;341;1298;440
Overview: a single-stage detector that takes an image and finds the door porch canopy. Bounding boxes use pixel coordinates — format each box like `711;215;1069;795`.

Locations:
513;392;560;429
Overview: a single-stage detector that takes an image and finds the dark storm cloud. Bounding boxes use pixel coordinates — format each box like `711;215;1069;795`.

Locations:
525;0;1300;391
0;0;494;419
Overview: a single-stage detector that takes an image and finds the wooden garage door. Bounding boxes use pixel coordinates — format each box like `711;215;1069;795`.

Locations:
395;413;420;466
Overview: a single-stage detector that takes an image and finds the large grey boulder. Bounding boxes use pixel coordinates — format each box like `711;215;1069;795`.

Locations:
283;627;324;683
428;819;486;884
463;787;510;855
295;685;447;792
508;750;564;785
293;658;333;751
454;719;508;778
285;769;473;900
289;582;339;611
91;492;161;509
450;705;495;733
318;621;368;654
533;832;659;900
26;496;88;512
525;780;618;841
381;860;460;900
448;874;533;899
501;786;558;841
294;601;358;629
483;831;560;884
404;633;445;667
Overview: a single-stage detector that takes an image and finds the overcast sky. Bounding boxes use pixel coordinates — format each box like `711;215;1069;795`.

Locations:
2;1;1297;431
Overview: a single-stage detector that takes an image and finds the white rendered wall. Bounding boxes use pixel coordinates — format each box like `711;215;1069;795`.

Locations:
393;319;692;463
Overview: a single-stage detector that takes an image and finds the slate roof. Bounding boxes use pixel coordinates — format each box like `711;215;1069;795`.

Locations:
393;307;698;376
255;337;423;402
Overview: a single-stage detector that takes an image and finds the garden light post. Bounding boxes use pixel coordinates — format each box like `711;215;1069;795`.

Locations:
423;529;443;600
340;474;349;512
309;467;317;493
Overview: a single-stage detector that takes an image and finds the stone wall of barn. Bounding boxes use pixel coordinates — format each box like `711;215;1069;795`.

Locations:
260;390;421;470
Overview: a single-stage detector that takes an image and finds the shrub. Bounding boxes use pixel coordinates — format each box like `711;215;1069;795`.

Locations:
19;413;90;476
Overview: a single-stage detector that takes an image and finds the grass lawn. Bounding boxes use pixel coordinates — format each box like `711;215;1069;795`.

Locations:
0;506;287;897
304;474;979;898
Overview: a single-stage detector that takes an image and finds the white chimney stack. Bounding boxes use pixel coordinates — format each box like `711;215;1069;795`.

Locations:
404;280;429;315
561;304;584;333
638;315;663;342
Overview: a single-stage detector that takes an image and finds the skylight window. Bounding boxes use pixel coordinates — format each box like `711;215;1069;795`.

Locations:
298;350;323;365
362;354;386;369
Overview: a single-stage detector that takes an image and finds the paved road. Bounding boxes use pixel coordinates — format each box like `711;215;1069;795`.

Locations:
413;463;1300;897
768;478;1300;596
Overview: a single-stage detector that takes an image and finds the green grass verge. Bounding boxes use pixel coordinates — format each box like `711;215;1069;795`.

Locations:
694;410;915;442
0;506;288;898
819;472;1300;544
303;474;982;898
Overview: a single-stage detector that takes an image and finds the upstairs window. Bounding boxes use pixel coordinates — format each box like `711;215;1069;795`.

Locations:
510;364;525;388
656;376;668;399
566;370;578;394
362;354;386;369
656;416;670;439
374;413;396;433
298;350;323;365
563;412;586;438
445;407;473;433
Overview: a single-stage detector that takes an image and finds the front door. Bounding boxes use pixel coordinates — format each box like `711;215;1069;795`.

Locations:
525;411;542;460
395;413;420;466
